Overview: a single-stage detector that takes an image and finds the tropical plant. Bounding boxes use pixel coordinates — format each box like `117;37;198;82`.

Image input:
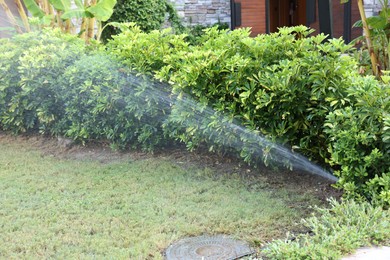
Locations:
0;0;116;42
342;0;390;78
0;0;29;33
353;0;390;76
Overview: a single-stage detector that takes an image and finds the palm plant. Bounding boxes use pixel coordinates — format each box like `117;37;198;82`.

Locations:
0;0;116;42
342;0;389;78
0;0;24;33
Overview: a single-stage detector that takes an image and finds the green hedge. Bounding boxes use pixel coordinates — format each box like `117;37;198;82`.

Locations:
108;25;356;164
0;30;86;134
101;0;168;41
325;76;390;205
1;26;389;206
0;29;170;151
107;24;389;205
57;55;169;151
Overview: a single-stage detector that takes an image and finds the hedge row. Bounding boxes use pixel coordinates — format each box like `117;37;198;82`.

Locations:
107;24;389;206
0;29;170;151
108;25;356;163
0;27;388;206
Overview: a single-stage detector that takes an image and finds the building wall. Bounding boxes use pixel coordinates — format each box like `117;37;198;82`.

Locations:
2;0;388;38
331;0;361;40
307;0;385;41
169;0;231;27
169;0;386;38
234;0;361;37
364;0;388;17
234;0;266;35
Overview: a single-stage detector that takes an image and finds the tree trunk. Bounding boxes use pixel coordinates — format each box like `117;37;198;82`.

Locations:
0;0;23;33
87;0;96;42
79;0;89;40
14;0;30;32
357;0;380;77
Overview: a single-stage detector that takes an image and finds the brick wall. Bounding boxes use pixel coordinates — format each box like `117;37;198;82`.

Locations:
234;0;266;35
331;0;361;40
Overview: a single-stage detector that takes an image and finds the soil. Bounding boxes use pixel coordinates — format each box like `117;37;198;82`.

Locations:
0;131;342;204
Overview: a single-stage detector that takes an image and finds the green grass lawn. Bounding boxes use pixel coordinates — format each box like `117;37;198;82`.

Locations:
0;136;321;259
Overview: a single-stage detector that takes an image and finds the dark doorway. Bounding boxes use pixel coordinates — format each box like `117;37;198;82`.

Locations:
269;0;307;32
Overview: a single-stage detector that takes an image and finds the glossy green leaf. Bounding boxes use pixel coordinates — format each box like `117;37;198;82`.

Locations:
352;20;363;28
61;9;93;19
22;0;45;18
48;0;71;11
74;0;84;8
366;16;387;30
87;0;117;21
